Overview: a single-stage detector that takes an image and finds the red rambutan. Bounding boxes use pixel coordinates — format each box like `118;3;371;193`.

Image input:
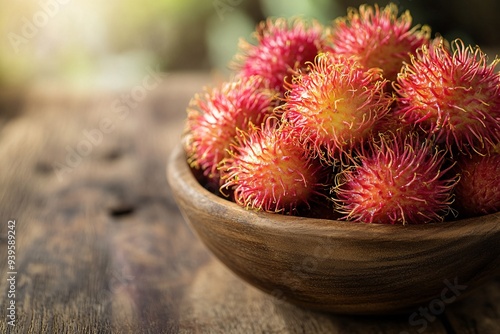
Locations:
371;110;415;137
282;52;393;164
184;76;277;183
453;152;500;217
329;3;431;82
333;132;458;224
233;17;327;95
394;38;500;155
220;120;326;214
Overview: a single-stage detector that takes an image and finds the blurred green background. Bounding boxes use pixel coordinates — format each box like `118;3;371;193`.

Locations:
1;0;499;90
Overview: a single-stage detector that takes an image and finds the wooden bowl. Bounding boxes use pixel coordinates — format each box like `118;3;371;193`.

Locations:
167;144;500;314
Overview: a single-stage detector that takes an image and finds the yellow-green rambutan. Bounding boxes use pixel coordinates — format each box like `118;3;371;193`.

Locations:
282;52;393;164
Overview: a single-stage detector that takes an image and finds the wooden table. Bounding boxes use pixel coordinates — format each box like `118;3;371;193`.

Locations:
0;72;499;333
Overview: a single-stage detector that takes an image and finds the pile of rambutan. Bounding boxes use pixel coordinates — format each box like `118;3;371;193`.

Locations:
182;3;500;225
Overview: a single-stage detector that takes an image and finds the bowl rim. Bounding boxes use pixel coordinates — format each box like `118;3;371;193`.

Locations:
167;144;500;241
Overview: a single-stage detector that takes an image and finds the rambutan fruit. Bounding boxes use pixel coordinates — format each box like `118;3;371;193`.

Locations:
371;100;416;137
394;38;500;155
333;132;458;225
282;52;393;164
453;152;500;217
220;120;327;214
184;76;277;183
233;17;327;95
328;3;431;82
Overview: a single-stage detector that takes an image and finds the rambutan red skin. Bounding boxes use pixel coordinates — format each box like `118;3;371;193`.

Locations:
282;53;393;164
453;153;500;217
220;121;327;214
394;39;500;155
233;17;327;95
334;133;458;224
329;3;431;82
372;103;416;137
184;76;277;183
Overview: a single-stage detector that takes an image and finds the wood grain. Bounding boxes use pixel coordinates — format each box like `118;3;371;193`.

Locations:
168;143;500;315
0;73;499;333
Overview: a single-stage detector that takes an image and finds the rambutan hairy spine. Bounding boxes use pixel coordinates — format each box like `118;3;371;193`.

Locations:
453;152;500;217
220;119;328;214
232;17;328;95
333;132;459;225
329;2;431;81
394;38;500;155
282;52;393;165
184;76;278;183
